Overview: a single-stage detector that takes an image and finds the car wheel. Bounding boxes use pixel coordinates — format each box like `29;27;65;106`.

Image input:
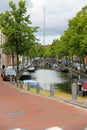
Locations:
3;77;6;81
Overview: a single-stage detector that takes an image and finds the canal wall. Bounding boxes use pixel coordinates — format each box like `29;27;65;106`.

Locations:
69;68;87;79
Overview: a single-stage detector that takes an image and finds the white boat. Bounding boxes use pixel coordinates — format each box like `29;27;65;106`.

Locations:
28;66;35;72
23;80;37;88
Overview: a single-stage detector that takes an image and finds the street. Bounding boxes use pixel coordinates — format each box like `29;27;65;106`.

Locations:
0;76;87;130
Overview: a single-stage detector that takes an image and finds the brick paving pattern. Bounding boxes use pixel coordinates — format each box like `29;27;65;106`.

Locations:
0;76;87;130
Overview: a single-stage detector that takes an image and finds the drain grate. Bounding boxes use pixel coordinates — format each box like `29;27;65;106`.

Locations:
8;111;26;115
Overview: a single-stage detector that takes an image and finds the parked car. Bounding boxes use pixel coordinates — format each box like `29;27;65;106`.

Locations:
2;67;16;81
72;62;80;70
77;79;87;96
81;82;87;96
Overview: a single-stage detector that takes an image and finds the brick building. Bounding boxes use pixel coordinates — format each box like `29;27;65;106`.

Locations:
0;30;16;69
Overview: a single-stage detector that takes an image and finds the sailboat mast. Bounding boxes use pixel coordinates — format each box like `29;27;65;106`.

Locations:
43;7;45;45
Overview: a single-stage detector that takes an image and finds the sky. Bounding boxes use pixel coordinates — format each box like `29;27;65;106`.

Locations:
0;0;87;45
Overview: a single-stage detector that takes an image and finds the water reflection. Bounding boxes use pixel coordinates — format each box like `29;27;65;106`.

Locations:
31;69;68;90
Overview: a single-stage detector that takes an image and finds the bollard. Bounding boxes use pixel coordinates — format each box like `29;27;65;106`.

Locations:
10;76;13;84
20;81;23;89
12;76;15;85
27;82;30;91
50;84;54;97
36;83;40;94
71;82;77;100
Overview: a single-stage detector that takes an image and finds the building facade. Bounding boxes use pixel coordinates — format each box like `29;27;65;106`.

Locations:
0;30;15;69
0;30;6;69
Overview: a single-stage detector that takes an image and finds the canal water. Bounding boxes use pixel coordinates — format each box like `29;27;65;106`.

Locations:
31;69;72;93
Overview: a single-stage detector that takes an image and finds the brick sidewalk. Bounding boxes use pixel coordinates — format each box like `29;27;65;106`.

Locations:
55;97;87;109
66;99;87;108
51;93;87;109
0;77;87;130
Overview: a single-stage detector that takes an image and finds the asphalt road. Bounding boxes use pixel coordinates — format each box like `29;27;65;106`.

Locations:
0;76;87;130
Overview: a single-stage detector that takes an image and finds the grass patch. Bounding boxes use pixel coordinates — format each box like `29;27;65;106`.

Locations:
13;83;87;100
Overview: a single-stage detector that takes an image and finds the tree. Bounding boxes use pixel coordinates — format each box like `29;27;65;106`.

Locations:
0;0;38;82
55;5;87;66
68;5;87;64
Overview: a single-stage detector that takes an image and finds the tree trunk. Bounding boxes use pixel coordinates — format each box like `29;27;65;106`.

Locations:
16;53;19;87
11;51;14;69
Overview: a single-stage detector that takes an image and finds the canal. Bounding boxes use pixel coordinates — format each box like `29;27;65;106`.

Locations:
31;69;72;93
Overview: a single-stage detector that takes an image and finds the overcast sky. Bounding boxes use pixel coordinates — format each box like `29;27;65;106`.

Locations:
0;0;86;44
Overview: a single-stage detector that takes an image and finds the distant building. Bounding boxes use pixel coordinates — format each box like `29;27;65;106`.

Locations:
0;30;17;69
84;55;87;65
0;30;6;69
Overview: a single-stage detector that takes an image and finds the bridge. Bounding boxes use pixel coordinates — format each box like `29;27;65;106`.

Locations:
32;58;58;68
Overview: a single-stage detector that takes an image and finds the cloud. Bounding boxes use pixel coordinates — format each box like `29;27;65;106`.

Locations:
28;0;86;44
0;0;86;44
30;1;85;28
36;34;60;45
0;0;19;12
